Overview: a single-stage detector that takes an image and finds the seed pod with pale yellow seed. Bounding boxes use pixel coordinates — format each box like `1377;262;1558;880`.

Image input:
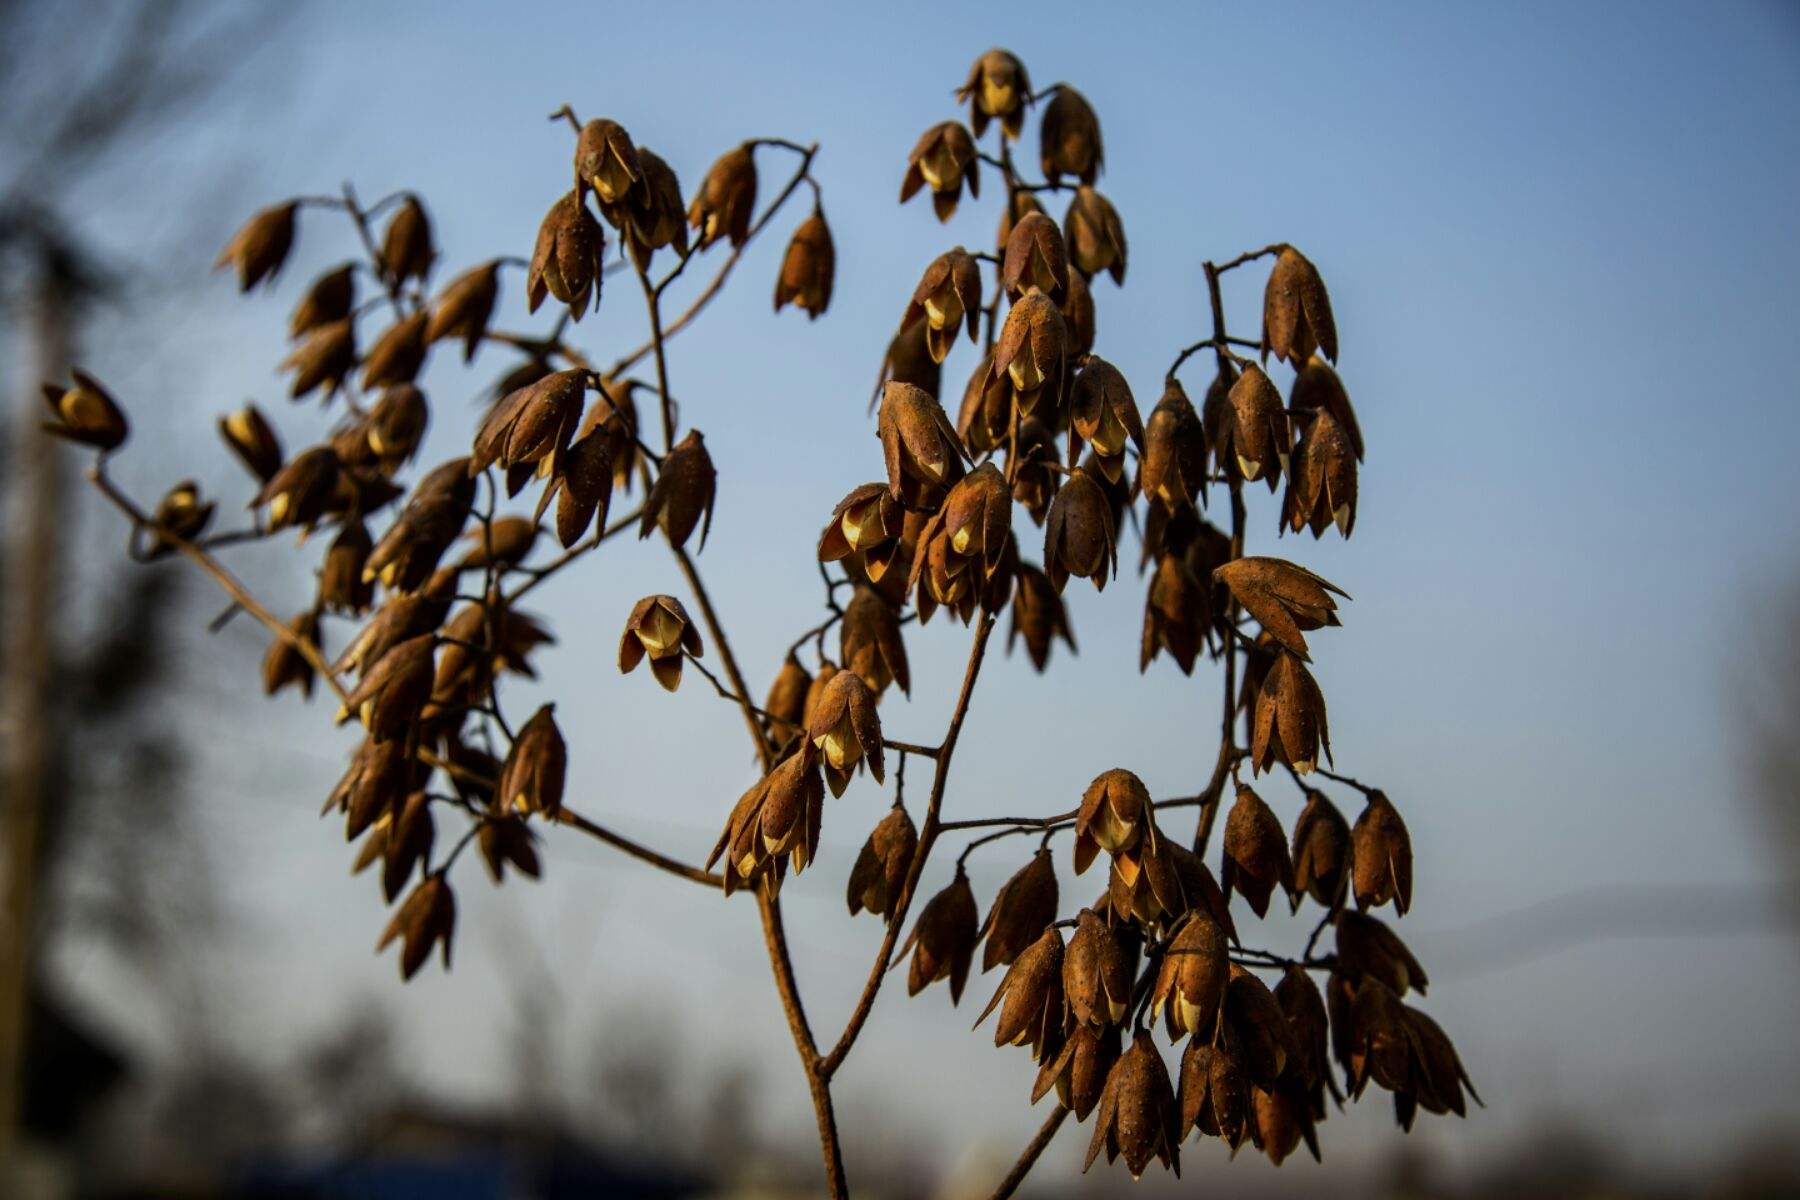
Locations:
380;195;435;288
1262;245;1338;367
472;368;585;477
805;669;884;797
1065;908;1133;1027
320;520;375;613
1034;1022;1120;1120
1068;357;1142;483
817;482;905;583
338;633;435;742
618;594;703;692
1140;380;1206;514
1221;785;1295;918
1043;467;1115;594
1002;212;1069;301
1218;363;1291;491
774;208;835;318
1285;408;1358;538
900;121;979;222
281;318;356;400
575;118;642;207
689;144;758;250
1007;562;1076;672
1352;790;1412;916
1291;788;1350;911
1251;648;1331;776
426;260;500;362
878;381;966;509
1064;186;1126;285
364;383;430;471
997;188;1045;254
979;849;1058;971
219;404;282;482
254;445;340;534
1178;1037;1248;1149
958;48;1032;139
1085;1030;1181;1179
639;429;716;551
904;248;982;363
496;704;565;816
377;873;455;980
899;869;978;1002
845;804;918;921
977;925;1064;1062
135;480;213;560
617;147;688;269
1152;910;1230;1040
841;586;910;696
291;263;355;339
526;190;604;320
1212;556;1347;661
216;201;296;291
707;751;826;894
1039;84;1103;186
942;462;1013;578
1073;767;1154;874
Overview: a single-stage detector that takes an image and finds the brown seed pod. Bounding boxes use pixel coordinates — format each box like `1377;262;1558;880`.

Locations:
360;311;430;390
1251;648;1332;776
1275;964;1338;1119
526;190;604;320
764;655;813;749
880;317;942;399
1222;965;1297;1089
1285;407;1358;537
218;404;283;482
472;368;586;477
1151;911;1229;1040
262;611;320;699
1085;1029;1181;1180
1178;1036;1249;1149
425;260;501;362
991;288;1068;417
496;704;566;817
477;814;541;884
617;147;688;269
1352;791;1413;916
1007;561;1076;672
1399;1005;1481;1122
1039;84;1103;186
900;121;979;222
689;143;758;250
576;377;643;495
544;423;614;548
1140;553;1209;676
1290;355;1364;461
379;195;435;287
956;352;1010;458
362;462;477;593
1336;911;1428;996
899;869;979;1002
774;208;835;318
941;462;1013;579
979;849;1059;972
338;633;435;743
1262;245;1338;366
845;804;918;921
1248;1083;1320;1165
133;480;214;560
1221;785;1295;918
903;247;982;362
957;48;1032;140
1064;908;1133;1027
575;118;642;207
1001;211;1069;301
377;873;455;980
1213;556;1348;661
320;519;375;613
1073;767;1155;873
1068;356;1142;483
1139;380;1207;514
1043;467;1116;594
377;791;436;904
1064;186;1127;285
1343;974;1413;1099
362;383;430;472
639;429;717;551
1033;1022;1120;1120
1163;842;1240;946
1061;265;1096;358
281;318;356;400
977;925;1064;1061
877;381;967;509
290;263;355;339
618;594;703;692
1291;788;1351;911
333;575;456;679
254;445;341;534
805;668;885;797
708;751;827;894
215;201;297;291
841;585;910;696
817;482;905;582
1218;363;1291;491
997;188;1045;254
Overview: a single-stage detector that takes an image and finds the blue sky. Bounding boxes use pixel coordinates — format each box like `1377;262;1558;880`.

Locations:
62;0;1800;1186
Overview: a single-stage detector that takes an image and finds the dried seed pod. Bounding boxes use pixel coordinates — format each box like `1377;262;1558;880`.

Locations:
1151;911;1229;1039
881;317;942;398
805;668;885;796
1140;380;1206;514
320;519;375;613
1221;785;1295;918
841;585;910;696
1248;1083;1320;1165
1164;842;1240;946
1178;1037;1249;1149
845;804;918;921
977;925;1064;1061
1064;186;1127;285
997;188;1045;254
135;480;214;559
1108;835;1186;929
1001;211;1069;301
219;404;283;482
496;704;566;816
957;352;1010;457
254;445;340;534
363;461;475;592
425;260;501;362
639;429;716;551
958;48;1032;139
1262;245;1338;366
360;311;429;390
1284;407;1358;537
689;143;758;249
1140;554;1209;675
1064;908;1133;1027
333;575;456;678
1061;265;1096;357
526;190;604;320
1352;791;1413;916
1043;467;1116;594
1007;418;1062;524
471;368;586;477
333;737;415;838
1335;911;1428;996
338;633;435;742
478;815;541;883
1290;356;1364;461
980;849;1059;971
1213;556;1347;661
1291;788;1351;911
1085;1030;1181;1179
708;751;827;893
380;195;435;287
900;121;979;222
764;655;813;748
427;599;553;707
877;381;966;509
1251;649;1332;776
1223;965;1297;1089
904;248;982;363
1275;964;1337;1118
545;424;614;548
215;201;297;291
991;288;1067;416
281;318;356;400
1399;1005;1480;1122
262;611;320;698
575;118;642;206
1007;561;1076;672
1073;767;1155;873
941;462;1013;578
377;873;455;980
577;377;642;495
1344;974;1413;1098
1039;84;1103;186
1034;1022;1120;1120
774;209;835;318
618;594;703;692
1068;357;1142;484
291;263;355;338
618;147;688;269
1216;363;1291;491
899;869;979;1002
817;482;905;582
363;383;430;470
378;791;435;904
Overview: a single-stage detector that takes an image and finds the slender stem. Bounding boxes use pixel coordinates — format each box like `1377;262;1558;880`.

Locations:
986;1104;1069;1200
636;265;677;452
552;807;723;887
671;546;772;774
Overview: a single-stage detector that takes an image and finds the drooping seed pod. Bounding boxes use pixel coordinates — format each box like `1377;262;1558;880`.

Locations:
1061;265;1096;357
1108;834;1186;929
425;260;501;362
1085;1030;1181;1179
546;425;614;549
1222;965;1297;1089
1275;964;1337;1119
1073;768;1155;874
254;445;340;534
575;118;642;207
1336;911;1428;996
377;873;455;980
379;195;435;287
764;655;812;749
577;377;643;495
997;188;1045;254
360;311;429;391
1221;785;1295;918
1140;553;1209;675
1007;418;1062;525
958;48;1032;139
1001;211;1069;301
333;574;456;679
1043;467;1116;594
1212;556;1348;661
215;201;297;291
941;462;1013;579
362;383;430;472
618;147;688;269
1064;186;1127;285
841;585;910;696
478;815;541;883
881;317;942;399
689;143;759;250
877;381;967;509
618;594;703;692
1164;842;1239;946
1178;1037;1248;1149
1039;84;1103;186
1067;358;1141;486
496;704;566;816
900;121;979;222
526;190;604;320
991;288;1067;417
1151;911;1230;1040
1248;1083;1320;1165
639;429;716;551
1291;788;1351;911
1290;355;1364;460
957;353;1010;458
377;791;435;904
899;869;979;1002
708;751;827;894
1251;649;1332;776
426;599;553;711
1140;380;1206;514
338;633;435;742
290;263;355;339
333;737;415;839
845;804;918;921
262;611;320;698
805;669;885;797
904;247;982;363
281;318;357;400
1398;1005;1481;1124
1064;908;1132;1027
818;482;905;583
1284;407;1358;537
219;404;282;482
774;208;835;319
471;368;586;477
135;480;214;559
1007;561;1076;672
363;461;475;592
1343;974;1413;1098
320;519;375;613
1352;791;1413;916
1262;245;1338;366
977;926;1064;1061
1034;1022;1120;1120
979;849;1059;972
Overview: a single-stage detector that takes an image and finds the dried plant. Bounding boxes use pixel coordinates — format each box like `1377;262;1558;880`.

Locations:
53;49;1476;1197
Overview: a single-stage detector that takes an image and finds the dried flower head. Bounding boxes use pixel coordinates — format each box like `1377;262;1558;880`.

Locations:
1069;356;1142;484
1290;355;1365;460
1140;380;1207;514
426;260;501;362
1335;911;1428;996
709;751;827;893
338;633;436;742
543;424;615;548
1002;211;1069;301
254;445;340;534
1034;1022;1120;1120
1073;767;1155;873
1064;908;1133;1027
1291;788;1351;911
1250;648;1332;776
1262;245;1338;367
1007;562;1076;671
774;208;835;318
472;368;585;477
1039;84;1103;185
1085;1030;1181;1179
575;118;642;207
639;429;716;551
1218;363;1291;489
991;288;1068;417
841;585;910;696
1064;186;1127;285
1352;791;1413;916
818;482;906;582
137;480;214;558
805;668;885;797
1151;911;1230;1039
1285;408;1358;537
878;381;967;509
380;195;435;288
216;201;297;291
291;263;355;339
900;870;979;1002
526;190;604;320
689;143;758;250
496;704;566;816
900;121;979;221
378;874;455;980
218;404;282;482
977;925;1064;1060
1221;785;1295;918
979;849;1059;972
618;147;688;269
1213;556;1347;661
904;248;982;363
1043;467;1116;594
846;804;918;921
281;317;356;399
618;594;703;692
958;48;1032;139
1178;1037;1249;1149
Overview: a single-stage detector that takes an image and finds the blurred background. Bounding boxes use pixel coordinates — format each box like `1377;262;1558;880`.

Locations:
3;1;1799;1197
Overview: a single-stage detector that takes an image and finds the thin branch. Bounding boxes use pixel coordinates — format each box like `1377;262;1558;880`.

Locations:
986;1104;1070;1200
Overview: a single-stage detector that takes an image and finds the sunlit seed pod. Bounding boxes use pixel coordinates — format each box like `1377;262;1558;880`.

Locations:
899;121;979;222
380;195;436;287
215;201;297;292
957;48;1032;140
774;209;835;318
1084;1030;1181;1180
1262;245;1338;367
689;143;759;250
1221;785;1296;918
1039;83;1103;186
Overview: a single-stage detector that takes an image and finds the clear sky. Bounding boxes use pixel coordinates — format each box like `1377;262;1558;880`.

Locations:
60;0;1800;1189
